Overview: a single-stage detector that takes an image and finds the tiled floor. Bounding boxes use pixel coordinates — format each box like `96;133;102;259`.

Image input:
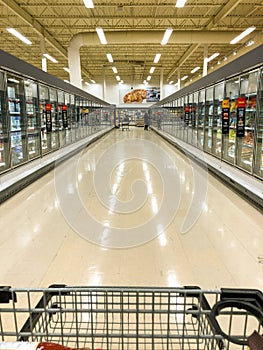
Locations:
0;127;262;290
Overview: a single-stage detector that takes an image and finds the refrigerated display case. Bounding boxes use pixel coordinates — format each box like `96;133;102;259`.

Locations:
7;74;27;167
25;80;41;160
254;70;263;178
0;71;9;172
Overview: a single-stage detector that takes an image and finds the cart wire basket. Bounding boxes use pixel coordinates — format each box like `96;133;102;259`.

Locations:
0;285;262;350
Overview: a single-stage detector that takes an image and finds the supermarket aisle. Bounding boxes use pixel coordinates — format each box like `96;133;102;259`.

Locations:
0;127;262;290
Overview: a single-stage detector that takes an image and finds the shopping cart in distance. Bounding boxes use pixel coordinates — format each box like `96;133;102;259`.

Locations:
0;285;262;350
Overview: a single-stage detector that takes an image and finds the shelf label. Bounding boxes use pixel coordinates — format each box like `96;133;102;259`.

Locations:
222;100;230;135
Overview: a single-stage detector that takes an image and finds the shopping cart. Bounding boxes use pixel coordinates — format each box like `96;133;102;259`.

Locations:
0;285;262;350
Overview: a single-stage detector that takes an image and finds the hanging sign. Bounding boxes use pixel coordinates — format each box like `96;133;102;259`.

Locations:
222;99;230;134
62;105;68;128
45;103;52;132
184;105;190;125
236;97;246;137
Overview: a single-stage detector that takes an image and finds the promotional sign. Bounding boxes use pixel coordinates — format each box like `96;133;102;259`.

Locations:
184;105;190;125
45;103;52;132
222;99;230;135
62;105;68;128
236;97;246;137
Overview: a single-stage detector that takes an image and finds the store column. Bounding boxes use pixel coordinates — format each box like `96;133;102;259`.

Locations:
68;42;82;89
203;45;208;77
160;68;163;100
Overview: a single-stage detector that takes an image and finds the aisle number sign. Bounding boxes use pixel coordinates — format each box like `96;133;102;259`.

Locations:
222;99;230;134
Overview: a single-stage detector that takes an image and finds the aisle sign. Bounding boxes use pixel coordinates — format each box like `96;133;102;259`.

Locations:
62;105;68;128
184;105;190;125
222;99;230;134
236;97;246;137
45;103;52;132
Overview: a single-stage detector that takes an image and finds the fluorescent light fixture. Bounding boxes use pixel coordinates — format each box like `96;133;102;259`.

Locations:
7;28;32;45
169;81;174;84
154;53;161;63
176;0;187;8
207;52;219;62
8;78;20;83
85;82;90;86
96;27;107;44
116;76;121;81
230;26;256;45
90;79;96;83
150;67;155;74
181;75;188;81
190;66;200;73
147;76;151;81
112;66;118;73
83;0;94;8
161;28;173;45
64;80;70;83
43;53;58;63
143;80;148;85
106;53;113;62
233;51;237;55
63;67;70;73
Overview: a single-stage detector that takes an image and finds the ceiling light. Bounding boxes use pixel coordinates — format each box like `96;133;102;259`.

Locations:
176;0;187;8
116;76;121;81
161;28;173;45
154;53;161;63
85;82;90;86
181;75;188;81
147;76;151;81
43;53;58;63
6;28;32;45
63;67;70;73
90;79;96;83
207;52;219;62
64;80;70;83
230;26;256;45
96;27;107;45
150;67;155;74
169;81;174;84
233;51;237;55
190;66;200;73
106;53;113;62
8;78;20;83
83;0;94;8
112;66;118;73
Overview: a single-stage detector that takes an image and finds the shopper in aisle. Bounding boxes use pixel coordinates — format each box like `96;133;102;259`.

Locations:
144;110;150;130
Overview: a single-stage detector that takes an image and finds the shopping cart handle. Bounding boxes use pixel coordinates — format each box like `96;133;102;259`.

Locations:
220;288;263;309
0;286;17;303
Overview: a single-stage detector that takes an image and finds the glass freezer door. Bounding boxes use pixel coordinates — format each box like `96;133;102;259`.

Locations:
7;74;27;167
0;71;10;172
25;80;41;160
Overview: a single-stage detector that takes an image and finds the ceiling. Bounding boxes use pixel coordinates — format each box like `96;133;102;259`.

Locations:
0;0;263;88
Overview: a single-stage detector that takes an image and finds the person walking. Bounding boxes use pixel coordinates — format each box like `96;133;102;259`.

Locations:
144;111;149;130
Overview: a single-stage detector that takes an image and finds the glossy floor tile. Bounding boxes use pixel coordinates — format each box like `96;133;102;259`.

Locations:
0;127;262;290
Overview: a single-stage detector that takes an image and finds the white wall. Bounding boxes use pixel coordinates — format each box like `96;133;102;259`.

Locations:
82;81;179;106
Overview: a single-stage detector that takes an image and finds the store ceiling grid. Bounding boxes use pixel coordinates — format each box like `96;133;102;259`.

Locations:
0;0;262;86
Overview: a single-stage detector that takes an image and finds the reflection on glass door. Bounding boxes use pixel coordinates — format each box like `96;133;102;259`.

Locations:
25;80;40;159
0;71;10;172
7;74;27;167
